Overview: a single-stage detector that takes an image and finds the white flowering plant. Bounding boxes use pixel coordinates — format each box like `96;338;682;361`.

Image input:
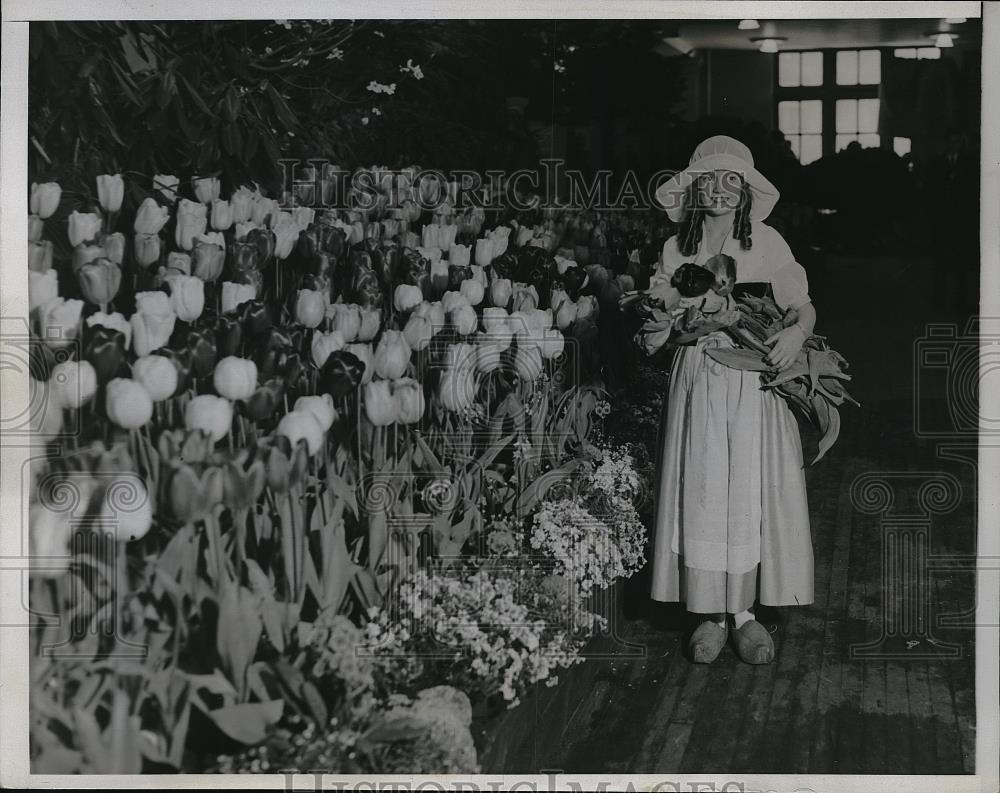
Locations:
528;440;648;601
362;565;593;709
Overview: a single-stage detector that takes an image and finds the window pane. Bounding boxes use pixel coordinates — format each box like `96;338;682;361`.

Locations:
836;134;857;152
788;135;800;160
801;51;823;86
778;101;799;134
836;50;859;85
859;133;880;149
893;136;912;156
800;99;822;134
917;47;941;59
778;52;800;87
858;98;879;133
859;50;880;84
894;48;916;59
800;135;822;165
836;99;858;133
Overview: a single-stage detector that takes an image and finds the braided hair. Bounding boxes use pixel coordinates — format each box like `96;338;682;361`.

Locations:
677;179;754;257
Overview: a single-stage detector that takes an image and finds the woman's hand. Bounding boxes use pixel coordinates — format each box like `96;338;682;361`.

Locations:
763;324;806;370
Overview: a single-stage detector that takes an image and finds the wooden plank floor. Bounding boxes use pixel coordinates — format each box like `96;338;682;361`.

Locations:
552;252;978;775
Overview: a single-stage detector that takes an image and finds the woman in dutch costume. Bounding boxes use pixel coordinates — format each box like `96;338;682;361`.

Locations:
649;136;816;665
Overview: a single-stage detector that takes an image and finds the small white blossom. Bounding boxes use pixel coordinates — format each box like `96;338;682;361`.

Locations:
400;59;425;80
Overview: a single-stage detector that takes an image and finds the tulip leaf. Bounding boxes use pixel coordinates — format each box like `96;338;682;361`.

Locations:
244;559;285;654
216;581;262;701
449;509;475;546
194;699;284;746
265;82;298;131
72;705;110;773
177;70;215;118
475;433;513;473
368;509;388;571
320;515;354;613
301;681;328;728
350;566;383;611
516;460;580;517
812;399;841;465
326;471;358;518
704;348;771;371
762;360;809;387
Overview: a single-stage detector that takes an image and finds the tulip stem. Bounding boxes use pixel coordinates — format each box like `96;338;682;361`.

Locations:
235;507;247;570
204;508;227;587
115;536;126;647
356;394;364;487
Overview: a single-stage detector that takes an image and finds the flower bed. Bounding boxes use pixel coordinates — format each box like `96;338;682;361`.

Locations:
26;169;662;773
472;578;625;772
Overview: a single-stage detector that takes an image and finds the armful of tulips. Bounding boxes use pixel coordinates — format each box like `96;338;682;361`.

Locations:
621;273;740;356
702;294;860;464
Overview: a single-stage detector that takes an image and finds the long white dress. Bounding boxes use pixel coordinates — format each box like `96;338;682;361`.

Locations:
649;219;815;614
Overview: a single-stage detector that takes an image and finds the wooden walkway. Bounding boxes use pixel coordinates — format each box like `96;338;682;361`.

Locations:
542;253;977;774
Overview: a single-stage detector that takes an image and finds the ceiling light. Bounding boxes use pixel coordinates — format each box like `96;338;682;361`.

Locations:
934;32;955;48
945;17;967;24
751;36;786;54
738;19;760;31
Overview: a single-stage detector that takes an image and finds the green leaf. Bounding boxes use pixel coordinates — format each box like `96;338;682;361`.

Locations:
357;713;427;749
177;70;215;117
265;82;298;130
516;460;580;517
72;706;110;773
327;470;358;518
474;433;513;473
244;559;285;654
761;359;809;387
243;127;259;163
811;395;841;465
705;348;771;371
411;432;446;474
301;681;328;727
216;581;263;701
321;516;354;613
196;700;284;745
182;669;238;700
350;567;383;611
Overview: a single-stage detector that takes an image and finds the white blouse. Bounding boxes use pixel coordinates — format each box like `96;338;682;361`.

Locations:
656;220;811;312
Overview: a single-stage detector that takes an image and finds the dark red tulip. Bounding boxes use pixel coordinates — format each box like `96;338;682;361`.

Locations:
180;325;217;379
239;299;272;338
230;238;260;276
490;251;516;280
82;324;127;384
319;350;364;398
254;340;301;384
317;222;346;259
296;225;322;262
448;264;472;290
242;377;285;422
247;226;275;265
210;313;243;358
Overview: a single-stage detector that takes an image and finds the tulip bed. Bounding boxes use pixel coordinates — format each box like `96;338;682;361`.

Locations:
26;170;664;773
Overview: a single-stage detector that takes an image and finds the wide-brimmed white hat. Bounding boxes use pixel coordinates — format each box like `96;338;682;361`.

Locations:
655;135;779;222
